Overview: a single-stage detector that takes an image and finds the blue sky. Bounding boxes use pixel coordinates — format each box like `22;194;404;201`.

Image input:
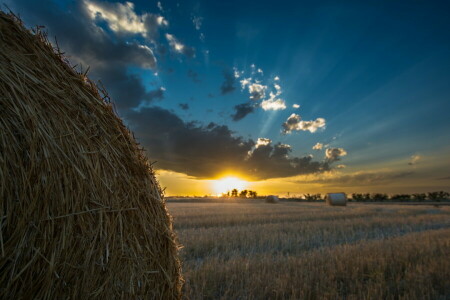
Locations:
7;0;450;194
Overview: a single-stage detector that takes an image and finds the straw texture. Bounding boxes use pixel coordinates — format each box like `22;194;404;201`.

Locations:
0;11;182;299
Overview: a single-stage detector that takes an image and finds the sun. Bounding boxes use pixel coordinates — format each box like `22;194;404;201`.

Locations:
213;176;248;195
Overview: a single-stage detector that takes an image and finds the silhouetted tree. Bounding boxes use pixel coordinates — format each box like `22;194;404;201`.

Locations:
352;194;364;201
412;193;426;201
372;193;388;201
248;190;257;198
428;191;449;202
239;190;248;198
231;189;238;197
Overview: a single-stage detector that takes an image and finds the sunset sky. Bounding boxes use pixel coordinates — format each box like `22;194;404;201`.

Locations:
8;0;450;196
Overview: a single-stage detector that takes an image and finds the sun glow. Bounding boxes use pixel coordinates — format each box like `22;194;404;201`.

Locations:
213;176;248;195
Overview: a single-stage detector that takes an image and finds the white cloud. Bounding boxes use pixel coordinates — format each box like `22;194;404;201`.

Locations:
282;114;326;134
165;33;195;57
257;68;263;74
336;164;346;169
299;118;326;133
292;104;300;109
261;98;286;111
157;1;163;11
256;137;271;148
312;143;323;150
240;77;252;89
165;33;183;52
248;83;267;100
274;76;280;81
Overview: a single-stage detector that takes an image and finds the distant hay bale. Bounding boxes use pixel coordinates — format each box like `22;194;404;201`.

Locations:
0;11;181;299
265;195;279;203
325;193;347;206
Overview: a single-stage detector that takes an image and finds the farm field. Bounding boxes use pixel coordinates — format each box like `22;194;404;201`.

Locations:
167;200;450;299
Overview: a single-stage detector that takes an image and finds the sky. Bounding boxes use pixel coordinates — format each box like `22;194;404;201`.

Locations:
6;0;450;196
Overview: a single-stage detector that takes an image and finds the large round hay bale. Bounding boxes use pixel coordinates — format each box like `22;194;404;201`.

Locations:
0;11;181;299
265;195;279;203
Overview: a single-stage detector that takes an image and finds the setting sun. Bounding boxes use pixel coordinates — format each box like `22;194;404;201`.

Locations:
213;176;248;195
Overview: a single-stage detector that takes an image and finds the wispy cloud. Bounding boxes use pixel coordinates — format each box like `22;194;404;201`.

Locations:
165;33;196;57
408;154;421;165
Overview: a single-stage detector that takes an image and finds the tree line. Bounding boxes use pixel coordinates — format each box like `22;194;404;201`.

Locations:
298;191;450;202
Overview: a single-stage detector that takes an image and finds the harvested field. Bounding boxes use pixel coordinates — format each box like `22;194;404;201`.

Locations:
168;201;450;299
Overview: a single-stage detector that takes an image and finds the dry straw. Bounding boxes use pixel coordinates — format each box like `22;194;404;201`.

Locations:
0;10;182;299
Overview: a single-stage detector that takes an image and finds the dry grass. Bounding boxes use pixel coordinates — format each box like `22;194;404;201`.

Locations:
168;202;450;299
0;11;181;299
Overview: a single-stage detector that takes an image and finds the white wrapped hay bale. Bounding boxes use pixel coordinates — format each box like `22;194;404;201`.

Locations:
326;193;347;206
265;195;279;203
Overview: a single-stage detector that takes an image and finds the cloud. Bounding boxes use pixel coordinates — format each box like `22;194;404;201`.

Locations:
325;148;347;162
248;83;266;100
292;104;300;109
231;102;255;121
7;0;163;111
336;164;346;169
127;107;331;180
282;114;326;134
261;98;286;111
179;103;189;110
274;76;280;81
220;70;236;95
255;138;271;148
84;0;167;39
192;16;203;30
165;33;195;58
312;143;323;150
294;171;414;186
408;154;421;165
187;69;200;83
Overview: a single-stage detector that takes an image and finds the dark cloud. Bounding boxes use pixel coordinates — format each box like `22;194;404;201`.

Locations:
127;106;331;180
7;0;160;112
325;148;348;162
231;102;255;121
220;70;236;95
179;103;189;110
187;69;200;83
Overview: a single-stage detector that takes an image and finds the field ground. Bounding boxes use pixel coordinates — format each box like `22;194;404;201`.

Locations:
167;200;450;299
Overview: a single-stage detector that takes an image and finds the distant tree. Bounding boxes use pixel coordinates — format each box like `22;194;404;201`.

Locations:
428;191;449;202
363;193;371;201
372;193;388;201
412;193;426;201
304;194;321;201
352;194;364;201
239;190;248;198
248;190;257;198
391;194;411;201
231;189;238;197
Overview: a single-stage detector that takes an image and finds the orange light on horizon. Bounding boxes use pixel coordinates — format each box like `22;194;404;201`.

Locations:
212;176;249;195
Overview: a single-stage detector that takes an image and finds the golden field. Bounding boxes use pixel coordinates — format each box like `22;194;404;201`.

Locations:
167;200;450;299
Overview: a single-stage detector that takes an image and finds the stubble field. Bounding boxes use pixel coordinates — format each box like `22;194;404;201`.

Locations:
167;200;450;299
